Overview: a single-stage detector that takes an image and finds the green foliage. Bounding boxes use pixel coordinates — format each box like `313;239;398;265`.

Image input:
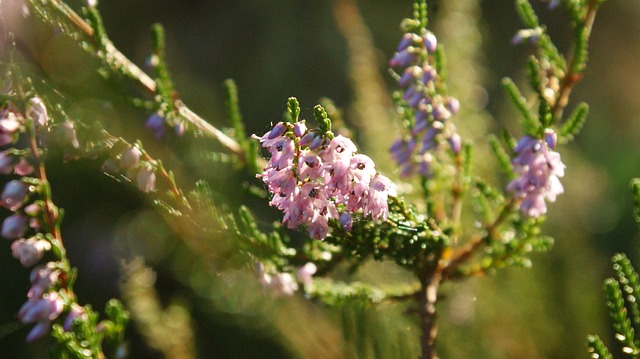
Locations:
488;134;514;180
314;104;332;136
587;335;613;359
591;254;640;357
501;77;540;136
224;79;259;174
287;97;300;123
515;0;539;28
559;103;589;143
329;197;449;269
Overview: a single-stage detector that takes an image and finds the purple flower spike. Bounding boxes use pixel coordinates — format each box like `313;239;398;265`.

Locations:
119;146;142;170
508;130;565;217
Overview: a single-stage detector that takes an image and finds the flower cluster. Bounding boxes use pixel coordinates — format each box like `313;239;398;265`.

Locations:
0;98;88;342
388;31;461;177
254;121;397;240
507;129;565;217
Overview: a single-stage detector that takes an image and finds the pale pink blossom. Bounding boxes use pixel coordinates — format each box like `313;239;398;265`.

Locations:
11;237;51;267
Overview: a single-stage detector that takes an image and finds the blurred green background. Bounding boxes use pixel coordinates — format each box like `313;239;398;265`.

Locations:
1;0;640;358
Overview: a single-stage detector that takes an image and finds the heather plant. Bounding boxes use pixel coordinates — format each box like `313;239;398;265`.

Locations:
0;0;623;358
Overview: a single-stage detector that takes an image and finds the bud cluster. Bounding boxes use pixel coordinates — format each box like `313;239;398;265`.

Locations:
254;122;397;240
507;129;565;217
255;262;317;296
388;31;461;178
103;145;157;193
0;98;88;342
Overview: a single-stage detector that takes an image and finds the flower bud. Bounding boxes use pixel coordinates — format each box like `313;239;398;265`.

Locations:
119;146;142;170
57;121;80;148
1;179;29;211
145;113;165;139
136;167;156;192
268;122;287;139
2;213;27;239
0;151;14;174
26;97;48;128
14;157;34;176
293;122;307;138
25;321;50;343
29;263;60;298
63;304;87;331
448;133;462;154
299;132;315;147
544;129;558;149
423;31;438;53
340;212;353;232
174;122;185;137
296;262;317;288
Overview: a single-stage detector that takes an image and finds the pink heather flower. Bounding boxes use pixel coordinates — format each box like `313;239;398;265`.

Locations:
297;150;323;181
29;263;60;299
0;111;20;146
119;146;142;170
63;304;87;331
507;131;565;217
11;237;51;267
136;166;156;192
26;97;48;128
2;213;27;240
19;291;64;343
0;151;14;174
26;321;50;343
270;272;299;296
57;121;80;148
14;157;34;176
19;291;64;324
296;262;317;289
366;174;397;220
1;179;29;211
255;122;397;240
255;263;299;296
